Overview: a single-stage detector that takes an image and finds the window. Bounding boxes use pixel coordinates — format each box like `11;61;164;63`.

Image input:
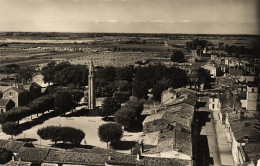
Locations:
212;104;215;109
0;109;3;113
252;88;254;92
9;92;12;96
212;98;215;102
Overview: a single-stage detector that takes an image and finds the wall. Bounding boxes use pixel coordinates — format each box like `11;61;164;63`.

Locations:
246;86;258;111
161;91;176;105
3;89;19;107
209;97;220;111
143;119;170;134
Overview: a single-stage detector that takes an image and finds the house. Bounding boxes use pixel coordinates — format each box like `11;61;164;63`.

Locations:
244;64;256;75
0;99;15;113
142;88;196;162
2;87;28;107
208;94;220;112
224;112;260;165
202;64;221;77
142;110;175;134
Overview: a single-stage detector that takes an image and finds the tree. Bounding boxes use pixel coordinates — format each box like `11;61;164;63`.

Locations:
0;147;12;164
167;67;189;89
101;97;120;118
98;123;123;148
17;67;34;83
152;83;165;102
197;68;211;89
114;108;136;129
37;126;85;146
55;91;75;113
170;51;185;63
124;98;143;116
132;81;148;100
2;122;22;139
41;61;57;84
113;91;130;104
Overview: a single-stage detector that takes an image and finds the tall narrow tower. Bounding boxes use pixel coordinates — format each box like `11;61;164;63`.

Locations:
88;58;96;109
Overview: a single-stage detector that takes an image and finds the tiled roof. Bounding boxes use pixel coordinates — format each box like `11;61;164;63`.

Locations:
0;139;9;147
5;161;32;166
43;150;107;165
166;104;194;130
0;99;10;107
143;131;160;146
16;147;50;163
0;139;189;166
216;77;235;87
230;118;260;142
142;111;166;124
146;128;192;157
4;141;34;153
3;87;26;94
243;143;260;155
174;129;192;156
167;92;197;107
0;85;12;92
72;147;117;154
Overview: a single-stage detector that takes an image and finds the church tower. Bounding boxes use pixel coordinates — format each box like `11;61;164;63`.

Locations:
88;58;96;109
246;82;258;111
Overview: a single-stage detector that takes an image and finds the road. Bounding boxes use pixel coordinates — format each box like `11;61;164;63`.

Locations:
200;111;221;166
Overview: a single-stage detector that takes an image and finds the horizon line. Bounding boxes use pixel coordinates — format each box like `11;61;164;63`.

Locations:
0;31;259;36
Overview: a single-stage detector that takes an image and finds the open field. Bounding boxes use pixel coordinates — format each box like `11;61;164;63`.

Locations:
1;33;258;68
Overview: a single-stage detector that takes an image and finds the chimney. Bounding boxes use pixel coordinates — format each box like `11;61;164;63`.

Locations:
140;141;144;153
240;112;245;121
136;152;140;161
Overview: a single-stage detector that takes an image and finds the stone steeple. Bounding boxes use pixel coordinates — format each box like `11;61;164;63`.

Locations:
88;58;95;109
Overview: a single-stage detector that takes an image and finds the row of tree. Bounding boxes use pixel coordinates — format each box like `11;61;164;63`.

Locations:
41;62;189;102
37;126;85;145
0;95;55;124
1;90;84;140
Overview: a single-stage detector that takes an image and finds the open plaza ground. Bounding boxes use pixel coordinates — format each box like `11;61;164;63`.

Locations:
0;115;143;153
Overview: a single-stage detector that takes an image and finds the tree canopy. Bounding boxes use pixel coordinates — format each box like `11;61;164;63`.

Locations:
101;97;120;118
114;108;137;129
0;148;12;164
98;123;123;148
2;122;22;139
41;62;88;87
55;91;75;113
170;51;185;63
37;126;85;145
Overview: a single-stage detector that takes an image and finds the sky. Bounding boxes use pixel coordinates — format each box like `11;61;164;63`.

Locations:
0;0;259;34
